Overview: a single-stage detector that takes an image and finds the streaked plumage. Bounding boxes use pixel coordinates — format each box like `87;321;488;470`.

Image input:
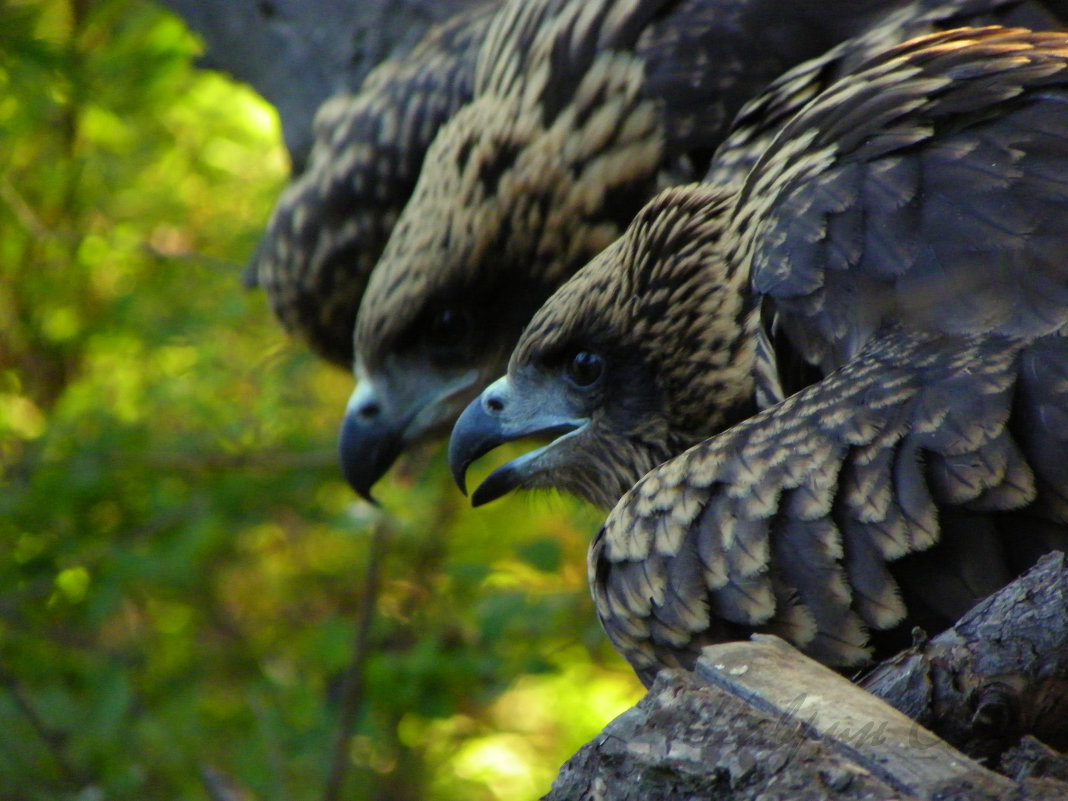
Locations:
707;0;1068;187
253;0;1066;369
342;0;1068;499
449;27;1068;685
247;3;496;367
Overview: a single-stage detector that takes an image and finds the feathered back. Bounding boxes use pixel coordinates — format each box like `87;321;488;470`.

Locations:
248;3;494;366
731;26;1068;371
592;27;1068;685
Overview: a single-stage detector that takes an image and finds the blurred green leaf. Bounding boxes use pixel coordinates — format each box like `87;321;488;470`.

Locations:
516;538;563;573
0;2;641;800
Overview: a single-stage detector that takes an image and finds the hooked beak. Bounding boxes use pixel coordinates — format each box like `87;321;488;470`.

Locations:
338;364;479;502
338;380;402;504
448;375;587;506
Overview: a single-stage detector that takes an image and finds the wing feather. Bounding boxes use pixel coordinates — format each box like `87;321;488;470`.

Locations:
738;28;1068;370
592;328;1068;681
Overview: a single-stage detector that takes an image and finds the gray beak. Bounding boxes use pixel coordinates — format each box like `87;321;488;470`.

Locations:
338;379;405;504
448;375;586;506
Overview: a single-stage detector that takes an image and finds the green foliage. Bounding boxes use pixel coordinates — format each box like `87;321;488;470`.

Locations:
0;2;641;800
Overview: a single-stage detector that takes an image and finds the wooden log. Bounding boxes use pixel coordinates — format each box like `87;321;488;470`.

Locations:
862;552;1068;761
546;641;1068;800
1001;736;1068;784
546;554;1068;801
696;636;1016;797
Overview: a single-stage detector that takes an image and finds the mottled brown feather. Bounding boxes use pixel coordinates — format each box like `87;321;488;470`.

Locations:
251;0;1068;374
351;0;1012;446
708;0;1068;186
584;28;1068;684
249;3;496;366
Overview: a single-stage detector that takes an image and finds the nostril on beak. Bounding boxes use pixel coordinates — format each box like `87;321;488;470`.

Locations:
358;402;381;420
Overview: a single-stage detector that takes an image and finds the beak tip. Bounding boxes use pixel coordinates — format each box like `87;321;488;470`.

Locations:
339;408;402;507
355;488;380;507
448;399;499;496
342;464;381;505
468;465;516;508
448;457;470;496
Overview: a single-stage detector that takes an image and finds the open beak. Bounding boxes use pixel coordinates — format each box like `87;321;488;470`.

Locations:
448;375;587;506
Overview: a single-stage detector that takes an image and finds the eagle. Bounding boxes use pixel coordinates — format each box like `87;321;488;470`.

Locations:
449;27;1068;686
338;0;1068;500
246;2;496;368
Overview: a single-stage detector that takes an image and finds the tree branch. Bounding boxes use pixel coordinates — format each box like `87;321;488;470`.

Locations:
862;552;1068;761
322;515;390;801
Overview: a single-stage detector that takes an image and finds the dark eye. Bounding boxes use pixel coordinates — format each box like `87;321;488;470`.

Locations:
429;307;471;349
566;350;604;388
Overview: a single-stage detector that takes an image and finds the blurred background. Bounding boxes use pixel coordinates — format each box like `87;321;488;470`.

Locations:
0;2;641;799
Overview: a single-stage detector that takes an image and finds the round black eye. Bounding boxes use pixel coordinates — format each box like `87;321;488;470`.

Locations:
566;350;604;387
430;307;471;348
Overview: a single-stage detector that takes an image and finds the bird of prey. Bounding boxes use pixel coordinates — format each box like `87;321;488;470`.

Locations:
341;0;1068;500
250;0;1068;374
246;2;497;368
449;27;1068;686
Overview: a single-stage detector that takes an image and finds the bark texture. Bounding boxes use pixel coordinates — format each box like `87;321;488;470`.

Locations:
546;555;1068;801
863;552;1068;761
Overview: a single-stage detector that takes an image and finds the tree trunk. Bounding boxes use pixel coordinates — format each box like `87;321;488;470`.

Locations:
159;0;483;168
546;554;1068;801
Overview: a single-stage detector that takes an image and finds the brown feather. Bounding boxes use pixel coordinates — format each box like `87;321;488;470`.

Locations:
593;29;1068;683
249;3;496;366
458;27;1068;684
348;0;1067;496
